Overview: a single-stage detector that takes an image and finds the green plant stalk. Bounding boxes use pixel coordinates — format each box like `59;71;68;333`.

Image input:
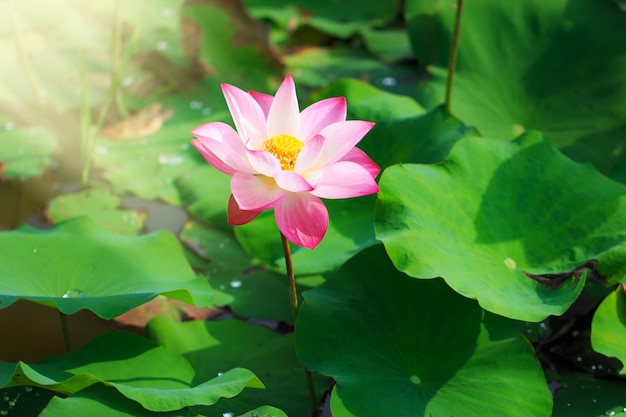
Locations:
80;52;92;186
280;233;318;416
94;24;139;132
111;0;128;119
59;312;72;352
81;23;140;185
444;0;465;113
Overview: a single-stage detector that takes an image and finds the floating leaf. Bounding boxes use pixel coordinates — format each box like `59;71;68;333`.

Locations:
0;217;212;319
376;132;626;321
182;0;282;89
146;316;330;417
549;372;626;417
307;78;425;123
46;188;146;235
0;332;262;412
405;0;626;175
176;164;232;230
286;46;416;93
591;286;626;367
360;28;414;63
0;127;58;180
243;0;400;39
296;245;552;417
180;220;294;322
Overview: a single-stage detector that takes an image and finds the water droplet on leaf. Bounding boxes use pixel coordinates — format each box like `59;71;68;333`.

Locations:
158;154;184;166
512;124;525;136
381;76;397;87
504;258;516;269
230;280;242;288
189;101;203;110
62;289;85;298
121;75;134;87
409;375;421;384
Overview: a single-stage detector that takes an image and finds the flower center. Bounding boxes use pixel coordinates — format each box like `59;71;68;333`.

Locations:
262;134;303;170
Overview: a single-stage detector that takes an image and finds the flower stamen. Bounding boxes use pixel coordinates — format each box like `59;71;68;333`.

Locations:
262;134;303;170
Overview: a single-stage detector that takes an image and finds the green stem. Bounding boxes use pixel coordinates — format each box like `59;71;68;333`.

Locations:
444;0;465;113
111;0;128;119
80;9;140;186
280;233;299;320
80;51;92;186
280;233;318;416
59;312;72;352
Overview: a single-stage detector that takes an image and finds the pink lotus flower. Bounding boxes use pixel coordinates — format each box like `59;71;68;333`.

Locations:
191;75;379;249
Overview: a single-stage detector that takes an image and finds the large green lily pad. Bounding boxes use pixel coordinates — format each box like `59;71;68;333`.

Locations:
296;245;552;417
146;316;330;417
376;131;626;321
405;0;626;175
0;217;212;319
0;331;262;412
591;286;626;367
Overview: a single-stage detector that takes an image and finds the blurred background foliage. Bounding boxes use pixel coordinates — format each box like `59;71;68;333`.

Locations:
1;0;626;416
